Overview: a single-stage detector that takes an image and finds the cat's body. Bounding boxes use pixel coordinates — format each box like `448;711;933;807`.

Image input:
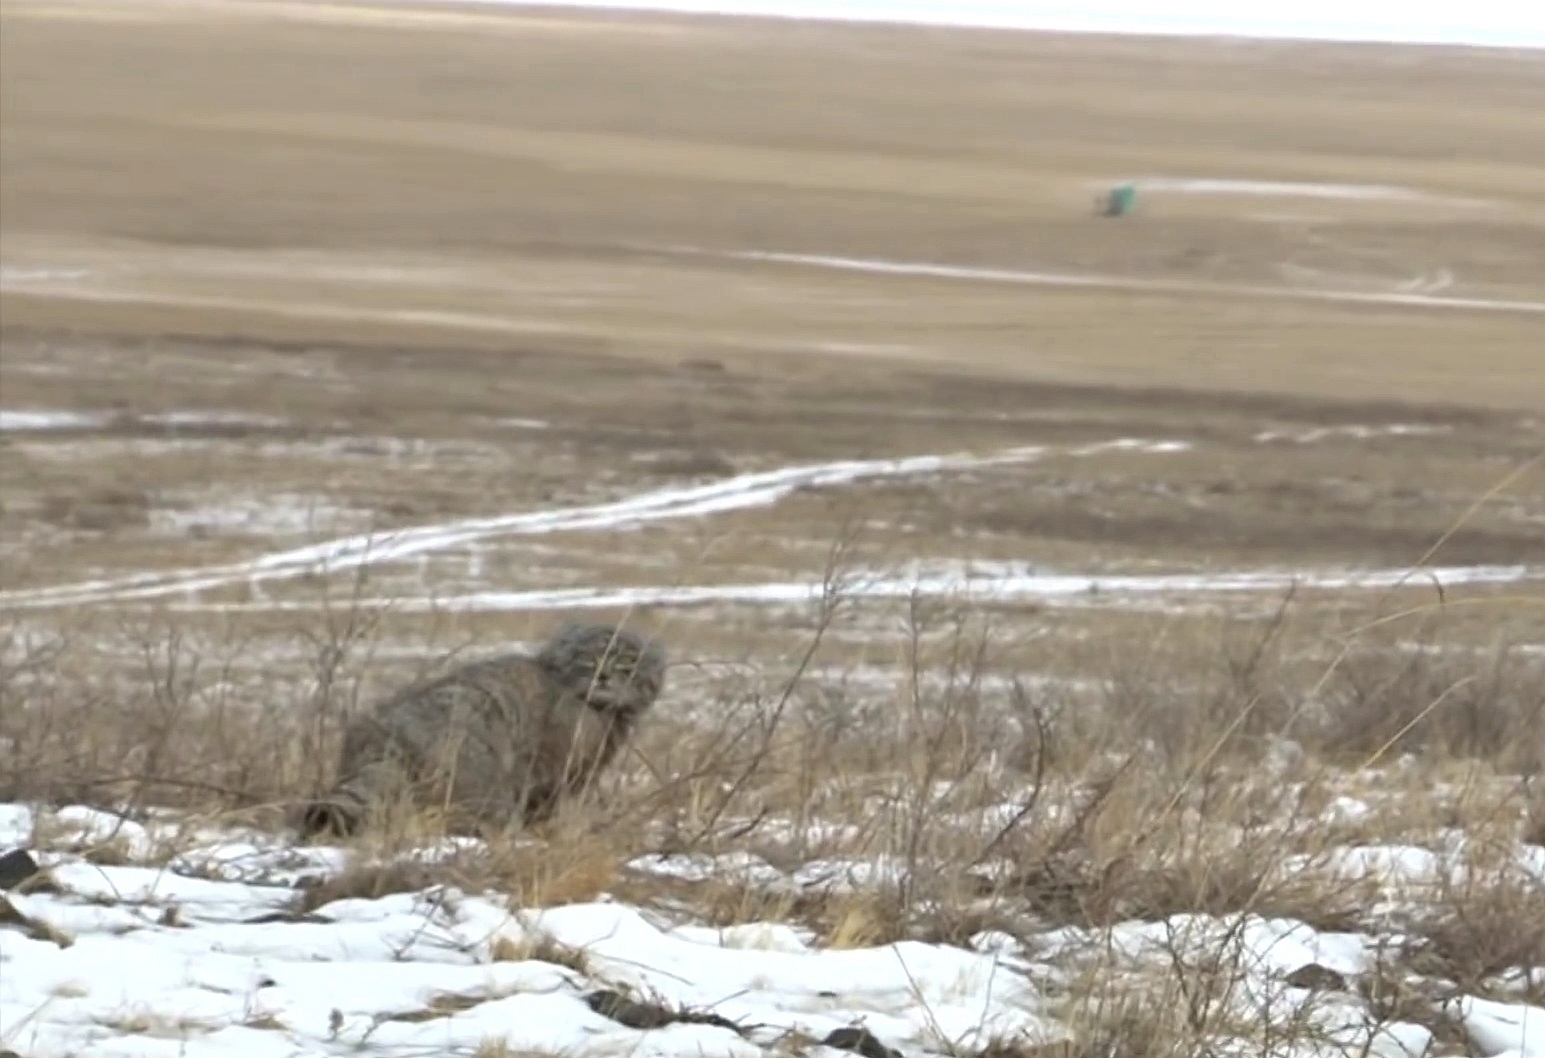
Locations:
298;622;666;837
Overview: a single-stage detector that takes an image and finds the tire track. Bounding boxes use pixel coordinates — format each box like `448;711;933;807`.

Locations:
0;439;1186;610
686;248;1545;316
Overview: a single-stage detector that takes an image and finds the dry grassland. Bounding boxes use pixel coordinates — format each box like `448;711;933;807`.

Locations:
1;0;1544;1053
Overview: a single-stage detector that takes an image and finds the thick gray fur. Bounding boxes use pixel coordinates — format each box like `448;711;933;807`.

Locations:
299;622;666;838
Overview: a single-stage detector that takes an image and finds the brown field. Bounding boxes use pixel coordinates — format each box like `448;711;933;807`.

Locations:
1;2;1544;1054
2;0;1543;597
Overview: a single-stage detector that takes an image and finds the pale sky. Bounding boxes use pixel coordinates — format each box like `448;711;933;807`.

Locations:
507;0;1545;47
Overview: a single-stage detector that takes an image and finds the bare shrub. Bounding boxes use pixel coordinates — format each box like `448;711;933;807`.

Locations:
0;596;387;813
1401;853;1545;1001
1314;636;1545;771
1092;593;1303;766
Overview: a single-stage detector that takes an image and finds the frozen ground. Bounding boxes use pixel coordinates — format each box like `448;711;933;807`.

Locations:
2;803;1542;1058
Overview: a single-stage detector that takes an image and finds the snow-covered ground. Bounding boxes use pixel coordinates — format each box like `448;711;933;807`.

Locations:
1;804;1054;1057
2;803;1541;1057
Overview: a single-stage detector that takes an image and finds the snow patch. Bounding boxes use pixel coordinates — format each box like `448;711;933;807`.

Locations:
0;409;111;432
0;804;35;847
139;411;290;430
176;561;1543;615
1448;995;1545;1057
0;408;290;434
1133;178;1426;201
1;823;1057;1057
151;491;373;538
1254;423;1453;444
0;266;91;284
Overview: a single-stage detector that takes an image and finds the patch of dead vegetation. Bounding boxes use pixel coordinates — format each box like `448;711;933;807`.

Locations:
4;576;1541;937
1399;850;1545;1002
38;487;152;533
288;825;624;919
1;542;1541;1058
0;893;74;947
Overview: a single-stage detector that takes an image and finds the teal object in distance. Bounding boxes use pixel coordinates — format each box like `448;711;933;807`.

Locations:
1104;182;1137;217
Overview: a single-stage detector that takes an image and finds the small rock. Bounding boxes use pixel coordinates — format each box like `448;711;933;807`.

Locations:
242;910;333;925
584;990;742;1034
822;1027;903;1058
1286;963;1348;992
0;848;39;891
587;990;674;1030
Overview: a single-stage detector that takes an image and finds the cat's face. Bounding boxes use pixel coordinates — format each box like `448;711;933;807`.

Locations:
540;622;667;717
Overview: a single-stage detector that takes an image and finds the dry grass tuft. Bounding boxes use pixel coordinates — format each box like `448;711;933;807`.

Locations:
288;823;626;918
1401;856;1545;1001
385;991;488;1023
469;1039;560;1058
1319;638;1545;772
39;488;152;533
1;894;74;948
288;859;452;916
489;931;591;977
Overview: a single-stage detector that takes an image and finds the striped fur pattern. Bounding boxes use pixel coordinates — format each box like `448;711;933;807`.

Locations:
298;622;666;838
